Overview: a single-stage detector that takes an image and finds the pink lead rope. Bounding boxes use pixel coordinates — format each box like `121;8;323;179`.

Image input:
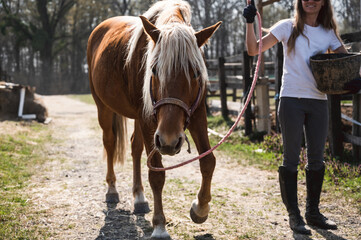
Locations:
147;2;263;171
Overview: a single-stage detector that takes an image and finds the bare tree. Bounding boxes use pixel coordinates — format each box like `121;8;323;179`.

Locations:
1;0;357;94
1;0;75;93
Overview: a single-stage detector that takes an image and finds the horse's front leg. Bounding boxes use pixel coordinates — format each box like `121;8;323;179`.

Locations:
131;120;150;214
141;124;170;239
149;155;170;239
188;106;216;224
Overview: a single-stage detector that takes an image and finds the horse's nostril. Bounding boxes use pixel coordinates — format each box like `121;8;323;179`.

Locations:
155;134;161;149
175;137;182;150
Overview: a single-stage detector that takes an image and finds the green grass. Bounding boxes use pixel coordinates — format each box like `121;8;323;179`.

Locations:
0;122;51;239
341;100;352;105
206;115;279;169
68;94;95;105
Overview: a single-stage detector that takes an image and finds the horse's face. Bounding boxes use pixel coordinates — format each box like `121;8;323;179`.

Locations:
140;16;221;156
151;67;201;155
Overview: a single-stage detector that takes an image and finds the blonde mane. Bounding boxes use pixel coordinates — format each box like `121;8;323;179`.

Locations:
125;0;208;119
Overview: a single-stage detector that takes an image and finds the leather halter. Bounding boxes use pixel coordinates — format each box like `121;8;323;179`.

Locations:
149;76;202;130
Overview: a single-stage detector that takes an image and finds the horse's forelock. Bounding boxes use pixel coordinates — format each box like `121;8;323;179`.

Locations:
125;0;191;68
125;0;207;119
142;23;208;119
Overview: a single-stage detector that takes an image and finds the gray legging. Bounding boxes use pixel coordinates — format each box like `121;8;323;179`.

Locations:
278;97;328;172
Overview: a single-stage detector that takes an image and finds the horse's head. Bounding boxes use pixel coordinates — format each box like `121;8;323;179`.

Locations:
140;16;221;155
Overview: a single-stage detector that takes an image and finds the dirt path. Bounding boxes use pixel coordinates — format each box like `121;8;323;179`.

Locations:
28;95;360;240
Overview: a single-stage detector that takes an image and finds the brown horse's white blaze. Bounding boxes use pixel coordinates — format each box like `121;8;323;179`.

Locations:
87;0;220;238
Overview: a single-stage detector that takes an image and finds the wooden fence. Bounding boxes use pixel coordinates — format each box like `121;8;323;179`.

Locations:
206;52;277;135
206;31;361;161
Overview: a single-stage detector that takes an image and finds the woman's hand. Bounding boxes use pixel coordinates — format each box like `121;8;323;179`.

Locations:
243;0;257;23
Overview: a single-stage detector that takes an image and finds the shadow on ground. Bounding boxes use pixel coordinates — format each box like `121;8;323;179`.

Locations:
312;227;349;240
96;203;153;240
293;226;349;240
194;233;215;240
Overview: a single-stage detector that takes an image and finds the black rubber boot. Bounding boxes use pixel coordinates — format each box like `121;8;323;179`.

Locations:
279;166;311;235
305;166;337;230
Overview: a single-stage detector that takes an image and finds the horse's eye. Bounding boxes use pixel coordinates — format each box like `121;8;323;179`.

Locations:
152;67;157;76
194;70;201;79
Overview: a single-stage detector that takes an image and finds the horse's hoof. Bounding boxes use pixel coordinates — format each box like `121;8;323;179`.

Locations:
134;202;151;214
105;192;119;203
190;207;208;224
150;226;171;239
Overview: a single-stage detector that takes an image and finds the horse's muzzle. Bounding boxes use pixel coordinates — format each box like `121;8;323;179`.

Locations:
154;131;185;155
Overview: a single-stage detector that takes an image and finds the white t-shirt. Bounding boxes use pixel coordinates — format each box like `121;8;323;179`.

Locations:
270;19;342;100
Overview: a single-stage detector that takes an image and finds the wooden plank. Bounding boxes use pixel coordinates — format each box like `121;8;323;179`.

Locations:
255;77;271;134
210;99;240;113
343;132;361;146
261;0;281;7
341;31;361;43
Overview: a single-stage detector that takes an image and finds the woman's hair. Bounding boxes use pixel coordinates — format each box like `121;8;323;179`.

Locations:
287;0;342;55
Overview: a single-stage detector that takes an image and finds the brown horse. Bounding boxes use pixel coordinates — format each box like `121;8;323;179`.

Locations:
87;0;220;238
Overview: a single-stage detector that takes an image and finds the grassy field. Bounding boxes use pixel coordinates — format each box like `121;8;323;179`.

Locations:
68;94;95;105
0;121;52;239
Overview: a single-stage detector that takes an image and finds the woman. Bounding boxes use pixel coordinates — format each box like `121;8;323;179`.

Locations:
243;0;349;235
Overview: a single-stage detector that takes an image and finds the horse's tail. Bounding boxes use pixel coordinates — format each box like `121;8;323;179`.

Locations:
109;113;128;165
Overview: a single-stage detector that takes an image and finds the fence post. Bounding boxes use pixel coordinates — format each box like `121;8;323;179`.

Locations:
275;42;283;133
255;76;270;134
328;94;343;159
242;51;253;135
352;94;361;162
218;57;228;119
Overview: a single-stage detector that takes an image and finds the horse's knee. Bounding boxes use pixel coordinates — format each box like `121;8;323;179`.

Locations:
149;171;165;189
199;155;216;174
103;137;115;152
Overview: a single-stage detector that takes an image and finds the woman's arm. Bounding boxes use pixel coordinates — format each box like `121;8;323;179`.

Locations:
245;24;279;56
243;0;279;56
333;45;348;54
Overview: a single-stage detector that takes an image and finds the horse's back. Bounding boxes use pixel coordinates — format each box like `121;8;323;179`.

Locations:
87;16;139;69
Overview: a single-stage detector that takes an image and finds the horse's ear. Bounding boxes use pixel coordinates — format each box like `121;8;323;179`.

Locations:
195;21;222;47
140;16;160;43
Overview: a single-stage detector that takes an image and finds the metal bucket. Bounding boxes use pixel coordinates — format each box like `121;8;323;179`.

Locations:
310;53;361;94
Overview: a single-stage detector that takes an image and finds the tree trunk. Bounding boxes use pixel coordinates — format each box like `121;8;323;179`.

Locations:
39;41;54;94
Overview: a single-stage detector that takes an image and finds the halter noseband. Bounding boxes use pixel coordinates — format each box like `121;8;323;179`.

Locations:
149;76;202;130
